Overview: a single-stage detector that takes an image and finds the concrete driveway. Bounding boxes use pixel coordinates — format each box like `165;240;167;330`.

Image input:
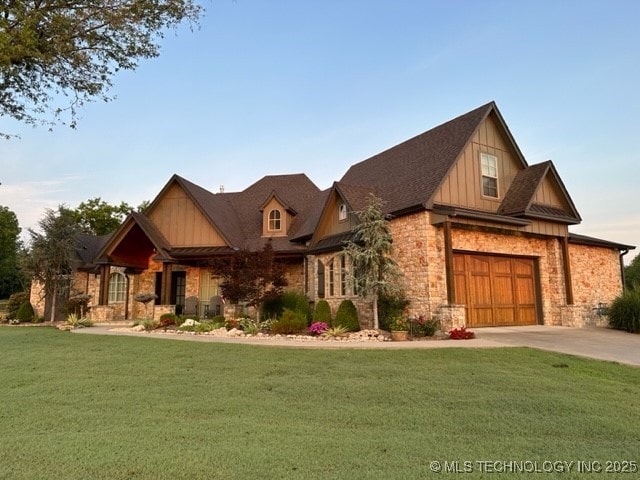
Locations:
474;325;640;367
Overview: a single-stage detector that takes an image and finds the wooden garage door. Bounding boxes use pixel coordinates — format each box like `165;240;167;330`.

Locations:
453;253;538;327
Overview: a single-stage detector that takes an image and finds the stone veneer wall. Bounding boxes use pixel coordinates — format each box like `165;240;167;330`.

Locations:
307;252;372;328
568;243;622;306
29;280;46;318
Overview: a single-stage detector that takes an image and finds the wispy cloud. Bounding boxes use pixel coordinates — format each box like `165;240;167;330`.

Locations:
0;175;85;235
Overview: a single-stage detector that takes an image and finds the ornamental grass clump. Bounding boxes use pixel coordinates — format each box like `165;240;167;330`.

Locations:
323;325;349;338
608;289;640;333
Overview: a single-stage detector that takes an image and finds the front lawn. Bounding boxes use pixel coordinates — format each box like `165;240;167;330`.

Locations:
1;327;638;479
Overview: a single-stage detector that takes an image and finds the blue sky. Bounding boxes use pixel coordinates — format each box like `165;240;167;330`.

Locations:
1;0;639;259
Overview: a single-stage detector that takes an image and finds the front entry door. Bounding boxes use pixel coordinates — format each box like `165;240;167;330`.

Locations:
171;271;186;315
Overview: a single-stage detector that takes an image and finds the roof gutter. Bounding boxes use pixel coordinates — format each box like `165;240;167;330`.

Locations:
431;206;531;226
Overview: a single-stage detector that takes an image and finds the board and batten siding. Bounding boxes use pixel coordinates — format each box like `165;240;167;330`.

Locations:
433;113;523;212
148;183;227;247
314;191;355;241
533;175;568;208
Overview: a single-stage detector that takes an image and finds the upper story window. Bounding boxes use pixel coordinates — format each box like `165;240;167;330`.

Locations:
108;272;126;303
268;209;281;231
480;153;499;198
338;203;348;221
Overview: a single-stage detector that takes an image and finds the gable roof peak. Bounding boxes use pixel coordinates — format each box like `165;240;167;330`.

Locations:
340;101;506;215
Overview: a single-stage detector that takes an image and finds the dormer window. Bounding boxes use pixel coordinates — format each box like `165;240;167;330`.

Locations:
338;203;347;221
268;209;281;231
481;153;499;198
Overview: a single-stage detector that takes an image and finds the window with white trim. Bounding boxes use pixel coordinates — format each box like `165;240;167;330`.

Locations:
268;209;282;231
340;255;347;296
480;153;499;198
108;272;126;303
328;259;335;297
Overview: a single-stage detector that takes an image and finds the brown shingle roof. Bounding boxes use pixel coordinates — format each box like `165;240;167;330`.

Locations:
176;174;320;251
498;161;581;223
499;162;551;215
340;102;497;215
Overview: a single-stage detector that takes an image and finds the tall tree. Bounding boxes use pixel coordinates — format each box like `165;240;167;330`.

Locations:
624;253;640;290
22;206;80;322
71;197;134;235
0;1;202;136
0;206;24;298
343;194;403;330
210;242;287;320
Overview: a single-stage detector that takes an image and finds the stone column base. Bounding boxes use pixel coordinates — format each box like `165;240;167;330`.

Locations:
435;304;466;331
560;305;609;328
91;305;115;323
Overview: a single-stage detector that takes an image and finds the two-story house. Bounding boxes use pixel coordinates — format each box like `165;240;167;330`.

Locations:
31;102;633;328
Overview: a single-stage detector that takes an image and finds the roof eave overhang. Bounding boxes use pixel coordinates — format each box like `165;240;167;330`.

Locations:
431;205;532;226
568;234;635;251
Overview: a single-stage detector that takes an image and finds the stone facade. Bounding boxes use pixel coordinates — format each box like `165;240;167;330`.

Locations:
307;252;373;328
305;211;624;329
568;243;622;307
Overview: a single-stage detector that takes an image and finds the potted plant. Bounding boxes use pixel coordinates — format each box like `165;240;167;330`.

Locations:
389;315;409;341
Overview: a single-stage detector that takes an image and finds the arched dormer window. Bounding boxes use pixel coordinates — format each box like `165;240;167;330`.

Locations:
268;209;281;231
338;203;347;221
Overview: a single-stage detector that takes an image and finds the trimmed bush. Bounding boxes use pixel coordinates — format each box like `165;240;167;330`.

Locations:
262;290;311;322
377;293;410;331
313;300;332;324
16;301;35;323
608;289;640;333
6;292;29;320
334;299;360;331
159;313;178;328
271;308;308;335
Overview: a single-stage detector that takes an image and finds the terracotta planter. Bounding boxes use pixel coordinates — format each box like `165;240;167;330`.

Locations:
390;330;409;341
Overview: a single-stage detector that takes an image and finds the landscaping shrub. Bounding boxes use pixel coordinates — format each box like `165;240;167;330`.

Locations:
262;290;311;322
16;301;35;322
608;289;640;333
195;321;220;333
159;313;178;328
308;321;329;336
377;292;410;331
142;319;159;331
65;293;92;318
6;292;28;320
334;299;360;331
449;326;475;340
410;315;440;337
66;313;93;328
271;308;308;335
313;300;331;324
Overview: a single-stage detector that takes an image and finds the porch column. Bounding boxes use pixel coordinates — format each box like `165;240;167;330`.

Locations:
161;263;173;305
98;265;111;305
444;220;455;304
561;236;574;305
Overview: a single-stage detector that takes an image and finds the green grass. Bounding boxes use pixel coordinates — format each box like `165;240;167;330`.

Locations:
1;327;639;479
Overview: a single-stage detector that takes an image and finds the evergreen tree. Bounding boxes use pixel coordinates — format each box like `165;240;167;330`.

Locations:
343;194;402;330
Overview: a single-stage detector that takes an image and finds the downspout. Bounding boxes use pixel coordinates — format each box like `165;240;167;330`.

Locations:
620;248;630;290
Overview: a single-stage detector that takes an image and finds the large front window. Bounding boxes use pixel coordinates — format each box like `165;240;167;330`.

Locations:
108;272;126;303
